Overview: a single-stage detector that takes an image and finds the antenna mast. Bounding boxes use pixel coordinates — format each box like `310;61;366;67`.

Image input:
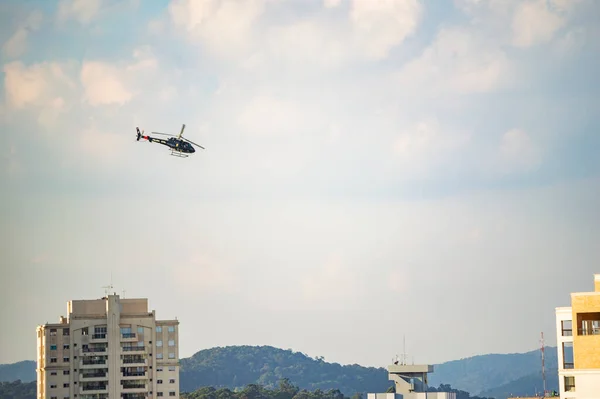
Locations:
541;332;546;396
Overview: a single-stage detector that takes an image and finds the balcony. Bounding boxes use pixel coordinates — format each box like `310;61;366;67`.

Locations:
122;370;146;378
563;362;574;369
122;394;147;399
92;333;107;340
122;381;147;391
81;358;107;367
122;346;146;353
80;383;108;394
81;369;107;378
121;333;137;340
122;356;146;365
82;346;107;354
578;327;600;335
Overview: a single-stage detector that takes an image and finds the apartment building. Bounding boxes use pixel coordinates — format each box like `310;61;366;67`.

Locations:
36;293;180;399
555;274;600;399
367;363;456;399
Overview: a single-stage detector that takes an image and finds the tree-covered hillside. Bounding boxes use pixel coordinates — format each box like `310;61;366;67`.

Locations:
0;361;36;383
428;347;557;395
0;345;559;396
479;368;559;398
180;346;390;396
0;380;36;399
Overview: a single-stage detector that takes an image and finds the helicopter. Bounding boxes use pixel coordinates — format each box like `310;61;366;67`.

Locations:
135;124;204;157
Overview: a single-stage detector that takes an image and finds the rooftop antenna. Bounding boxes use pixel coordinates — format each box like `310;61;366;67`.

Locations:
541;332;547;396
122;289;126;298
102;272;114;297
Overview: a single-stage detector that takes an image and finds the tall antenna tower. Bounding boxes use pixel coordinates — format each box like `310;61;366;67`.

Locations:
541;332;547;396
102;272;114;297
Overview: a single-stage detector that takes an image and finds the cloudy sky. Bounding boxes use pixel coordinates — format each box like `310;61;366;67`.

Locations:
1;0;600;368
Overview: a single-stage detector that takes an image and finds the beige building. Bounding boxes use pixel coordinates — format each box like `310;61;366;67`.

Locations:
36;293;180;399
367;363;456;399
555;274;600;398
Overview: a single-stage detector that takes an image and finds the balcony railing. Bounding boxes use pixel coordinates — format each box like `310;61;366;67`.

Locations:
92;333;107;339
122;333;137;339
122;346;145;352
83;347;107;353
122;394;146;399
81;384;107;391
122;358;145;364
82;359;107;365
122;382;146;390
578;327;600;335
562;329;572;336
563;362;574;369
123;371;146;377
81;371;107;378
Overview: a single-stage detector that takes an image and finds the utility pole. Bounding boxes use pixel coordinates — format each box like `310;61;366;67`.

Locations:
541;332;547;397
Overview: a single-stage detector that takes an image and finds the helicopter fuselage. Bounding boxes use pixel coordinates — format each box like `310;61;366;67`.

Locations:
139;133;195;153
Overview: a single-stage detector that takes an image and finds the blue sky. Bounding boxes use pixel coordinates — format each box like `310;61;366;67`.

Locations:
1;0;600;367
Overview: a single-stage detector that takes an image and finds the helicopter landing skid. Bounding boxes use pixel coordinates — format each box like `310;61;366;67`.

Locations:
170;149;189;158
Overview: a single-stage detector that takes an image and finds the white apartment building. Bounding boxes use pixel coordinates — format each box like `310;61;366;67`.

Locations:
555;273;600;399
36;293;180;399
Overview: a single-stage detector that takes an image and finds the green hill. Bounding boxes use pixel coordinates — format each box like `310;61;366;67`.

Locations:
428;347;558;395
0;345;559;397
179;346;389;396
0;361;36;383
479;368;559;398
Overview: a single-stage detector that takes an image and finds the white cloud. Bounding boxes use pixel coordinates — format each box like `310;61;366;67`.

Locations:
2;60;77;128
168;0;266;60
511;0;565;48
80;46;158;106
57;0;102;24
392;119;471;179
2;9;43;58
396;26;512;96
496;128;542;174
349;0;422;60
323;0;342;8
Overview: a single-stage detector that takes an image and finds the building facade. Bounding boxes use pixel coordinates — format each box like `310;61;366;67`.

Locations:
367;363;456;399
36;294;180;399
555;274;600;399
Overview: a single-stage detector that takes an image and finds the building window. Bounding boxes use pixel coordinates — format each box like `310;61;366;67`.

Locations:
82;327;88;336
63;383;69;388
63;370;70;375
51;372;57;376
168;340;175;347
562;320;573;336
63;329;70;336
138;326;144;334
50;385;57;389
169;392;176;396
50;358;57;363
63;357;69;362
50;329;57;336
169;379;175;384
168;366;176;372
157;353;163;359
562;342;574;369
50;345;57;351
63;345;69;350
157;367;163;372
168;353;175;359
157;393;163;397
156;326;162;333
157;380;163;384
168;326;175;333
157;340;163;347
564;376;575;392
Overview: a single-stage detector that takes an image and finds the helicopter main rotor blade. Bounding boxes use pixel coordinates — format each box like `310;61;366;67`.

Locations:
151;132;176;137
182;137;205;149
178;124;185;139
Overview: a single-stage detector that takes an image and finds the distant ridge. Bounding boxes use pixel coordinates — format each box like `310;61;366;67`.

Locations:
0;345;558;397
